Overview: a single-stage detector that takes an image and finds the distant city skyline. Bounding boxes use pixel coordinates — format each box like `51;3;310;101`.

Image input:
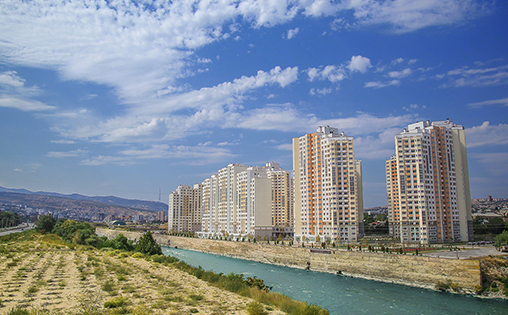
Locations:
1;1;507;208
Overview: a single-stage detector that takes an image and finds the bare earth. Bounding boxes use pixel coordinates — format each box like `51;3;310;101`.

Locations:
0;239;285;314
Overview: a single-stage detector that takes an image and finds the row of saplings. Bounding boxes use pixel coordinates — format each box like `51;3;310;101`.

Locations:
35;215;329;315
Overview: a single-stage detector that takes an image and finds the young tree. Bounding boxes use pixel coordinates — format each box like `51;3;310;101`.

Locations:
135;231;162;255
36;214;56;233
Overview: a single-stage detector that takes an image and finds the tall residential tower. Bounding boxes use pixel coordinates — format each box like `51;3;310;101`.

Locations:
293;126;364;243
168;184;203;233
386;120;472;244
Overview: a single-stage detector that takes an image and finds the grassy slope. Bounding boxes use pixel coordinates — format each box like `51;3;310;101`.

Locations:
0;230;329;315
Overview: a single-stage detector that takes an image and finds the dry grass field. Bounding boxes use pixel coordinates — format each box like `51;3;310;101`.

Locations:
0;231;287;315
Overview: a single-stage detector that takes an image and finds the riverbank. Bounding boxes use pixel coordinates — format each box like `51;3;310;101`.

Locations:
97;228;483;295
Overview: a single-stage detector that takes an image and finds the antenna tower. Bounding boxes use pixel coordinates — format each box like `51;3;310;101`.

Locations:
159;188;161;202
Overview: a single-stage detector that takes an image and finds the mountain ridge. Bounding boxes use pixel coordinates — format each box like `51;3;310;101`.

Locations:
0;186;168;212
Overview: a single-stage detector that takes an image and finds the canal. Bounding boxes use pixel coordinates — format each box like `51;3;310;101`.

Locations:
162;246;508;315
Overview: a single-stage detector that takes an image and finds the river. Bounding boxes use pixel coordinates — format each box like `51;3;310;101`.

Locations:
162;246;508;315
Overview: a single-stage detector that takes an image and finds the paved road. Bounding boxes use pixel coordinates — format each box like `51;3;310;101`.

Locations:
0;224;33;237
422;245;507;259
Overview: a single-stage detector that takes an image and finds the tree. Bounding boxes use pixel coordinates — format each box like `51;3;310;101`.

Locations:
494;230;508;248
0;211;21;228
52;219;96;245
135;231;162;255
36;214;56;233
99;233;134;251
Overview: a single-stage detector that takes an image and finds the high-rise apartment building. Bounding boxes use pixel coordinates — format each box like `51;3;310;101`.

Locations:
168;184;203;233
156;210;166;223
386;119;472;244
199;162;293;239
293;126;364;243
236;166;272;237
265;162;294;238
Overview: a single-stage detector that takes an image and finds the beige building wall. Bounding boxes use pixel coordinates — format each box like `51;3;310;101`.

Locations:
293;126;363;243
387;120;472;244
168;185;192;232
265;162;294;236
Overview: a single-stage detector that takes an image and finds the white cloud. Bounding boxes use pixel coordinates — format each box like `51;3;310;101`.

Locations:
80;155;134;166
0;1;490;110
348;55;372;73
0;71;41;96
303;0;340;17
197;58;212;64
364;80;400;88
388;68;412;78
391;58;405;65
51;140;76;144
13;168;22;172
286;27;300;39
468;97;508;108
227;104;415;136
466;122;508;147
310;87;332;96
275;143;293;151
440;65;508;87
402;104;426;111
50;66;299;143
0;71;25;88
354;127;402;159
344;0;492;33
46;149;87;158
81;144;236;166
307;55;371;83
0;95;55;111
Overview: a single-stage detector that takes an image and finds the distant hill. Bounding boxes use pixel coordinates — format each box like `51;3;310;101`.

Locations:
0;186;168;212
0;191;155;218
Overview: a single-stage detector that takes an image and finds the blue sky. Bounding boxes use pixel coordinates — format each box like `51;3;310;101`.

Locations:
1;0;507;208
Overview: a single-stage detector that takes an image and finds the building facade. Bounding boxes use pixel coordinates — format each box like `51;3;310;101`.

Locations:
156;210;166;223
386;119;473;244
199;162;293;239
293;126;364;243
168;184;203;233
265;162;294;238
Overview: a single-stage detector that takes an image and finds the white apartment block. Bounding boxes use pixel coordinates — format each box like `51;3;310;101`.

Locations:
168;184;203;233
236;166;272;238
199;162;293;239
386;119;472;244
293;126;364;243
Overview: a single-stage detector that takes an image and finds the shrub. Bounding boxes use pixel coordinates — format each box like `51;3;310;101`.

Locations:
247;301;267;315
102;279;116;293
131;252;145;259
27;286;38;294
104;296;126;308
6;308;30;315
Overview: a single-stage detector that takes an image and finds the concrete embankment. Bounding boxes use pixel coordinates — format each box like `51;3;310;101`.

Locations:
96;228;481;293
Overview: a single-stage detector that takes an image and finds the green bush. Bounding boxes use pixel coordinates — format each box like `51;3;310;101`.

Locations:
135;231;162;255
104;296;126;308
102;279;116;293
247;301;267;315
131;252;146;258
